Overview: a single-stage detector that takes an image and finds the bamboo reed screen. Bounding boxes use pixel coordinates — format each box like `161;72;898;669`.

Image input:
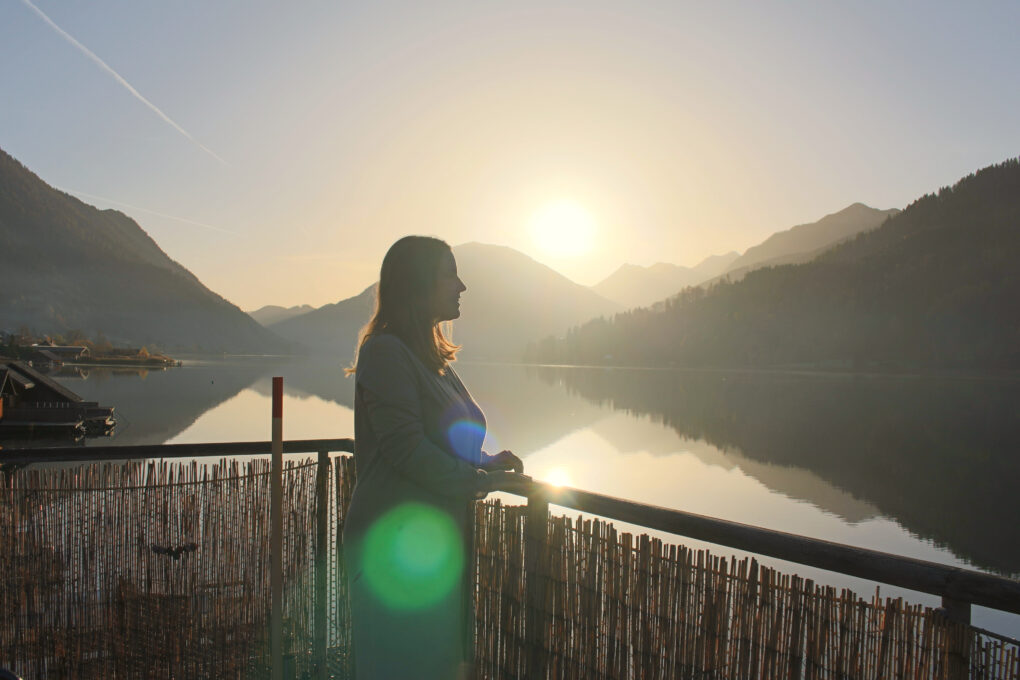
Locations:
1;457;1017;679
472;501;1020;680
0;458;328;679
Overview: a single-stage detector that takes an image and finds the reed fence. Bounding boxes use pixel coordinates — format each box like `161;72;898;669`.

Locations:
0;458;327;678
0;443;1017;679
472;502;1019;679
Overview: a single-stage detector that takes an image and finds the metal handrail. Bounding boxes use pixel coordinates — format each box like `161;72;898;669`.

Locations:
495;476;1020;621
0;438;355;464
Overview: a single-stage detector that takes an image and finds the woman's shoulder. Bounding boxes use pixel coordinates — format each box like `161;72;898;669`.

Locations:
360;333;408;359
357;333;418;373
355;334;417;390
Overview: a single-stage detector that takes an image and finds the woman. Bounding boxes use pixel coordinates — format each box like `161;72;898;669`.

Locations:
343;235;526;679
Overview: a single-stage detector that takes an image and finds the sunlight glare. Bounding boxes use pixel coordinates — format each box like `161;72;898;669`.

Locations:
529;200;596;258
544;466;573;488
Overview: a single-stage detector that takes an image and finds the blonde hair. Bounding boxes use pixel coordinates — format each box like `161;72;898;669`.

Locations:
346;236;459;375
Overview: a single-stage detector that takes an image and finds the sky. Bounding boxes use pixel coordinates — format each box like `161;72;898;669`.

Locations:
2;0;1018;309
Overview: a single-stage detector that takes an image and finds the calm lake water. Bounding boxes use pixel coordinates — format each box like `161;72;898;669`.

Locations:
40;357;1020;636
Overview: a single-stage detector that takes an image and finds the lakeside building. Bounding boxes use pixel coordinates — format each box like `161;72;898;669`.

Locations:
0;359;115;440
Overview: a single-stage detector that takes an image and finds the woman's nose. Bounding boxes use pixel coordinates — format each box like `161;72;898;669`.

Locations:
457;277;467;292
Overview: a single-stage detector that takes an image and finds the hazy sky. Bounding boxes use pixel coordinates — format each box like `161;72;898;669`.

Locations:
3;1;1018;309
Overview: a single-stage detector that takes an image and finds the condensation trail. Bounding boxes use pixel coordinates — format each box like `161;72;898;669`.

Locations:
19;0;228;165
61;187;238;235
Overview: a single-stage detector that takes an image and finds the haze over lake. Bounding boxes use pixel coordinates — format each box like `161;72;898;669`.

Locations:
49;357;1020;636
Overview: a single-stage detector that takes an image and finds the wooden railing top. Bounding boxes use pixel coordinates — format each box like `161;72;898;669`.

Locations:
496;476;1020;617
0;438;355;464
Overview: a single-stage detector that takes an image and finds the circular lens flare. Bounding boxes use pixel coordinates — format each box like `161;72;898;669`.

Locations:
446;419;486;462
361;503;463;610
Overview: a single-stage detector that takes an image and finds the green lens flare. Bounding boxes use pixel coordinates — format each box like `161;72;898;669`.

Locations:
361;503;463;610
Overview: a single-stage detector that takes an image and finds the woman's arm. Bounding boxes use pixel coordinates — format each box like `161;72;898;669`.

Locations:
358;336;487;498
480;449;524;473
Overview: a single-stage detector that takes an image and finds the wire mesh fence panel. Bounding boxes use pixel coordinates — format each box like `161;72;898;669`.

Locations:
0;458;319;679
326;453;357;678
471;502;1020;680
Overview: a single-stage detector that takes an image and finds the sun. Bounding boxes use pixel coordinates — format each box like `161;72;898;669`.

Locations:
543;466;573;488
528;200;596;258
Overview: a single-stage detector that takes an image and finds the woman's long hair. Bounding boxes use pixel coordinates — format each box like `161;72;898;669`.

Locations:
347;236;460;375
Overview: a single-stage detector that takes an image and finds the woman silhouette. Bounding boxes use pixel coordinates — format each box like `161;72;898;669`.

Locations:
343;235;525;679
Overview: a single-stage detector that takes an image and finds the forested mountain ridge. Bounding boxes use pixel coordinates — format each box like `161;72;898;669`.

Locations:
0;148;286;352
526;158;1020;369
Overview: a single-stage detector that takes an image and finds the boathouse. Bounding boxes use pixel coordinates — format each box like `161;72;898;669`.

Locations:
30;344;90;361
0;360;114;438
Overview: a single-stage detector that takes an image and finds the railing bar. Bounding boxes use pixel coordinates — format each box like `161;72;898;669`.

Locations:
0;438;355;463
7;460;322;491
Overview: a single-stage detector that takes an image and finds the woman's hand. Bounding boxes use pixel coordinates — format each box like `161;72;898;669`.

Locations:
482;470;533;496
482;449;524;474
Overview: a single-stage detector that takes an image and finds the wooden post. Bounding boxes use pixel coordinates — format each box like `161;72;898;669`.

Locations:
271;377;284;680
941;595;972;680
941;595;971;625
525;489;550;679
313;450;329;680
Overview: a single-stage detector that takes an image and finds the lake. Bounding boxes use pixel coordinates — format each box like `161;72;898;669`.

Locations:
39;357;1020;636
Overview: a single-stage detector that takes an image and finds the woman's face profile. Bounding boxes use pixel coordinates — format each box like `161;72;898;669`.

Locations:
431;250;467;322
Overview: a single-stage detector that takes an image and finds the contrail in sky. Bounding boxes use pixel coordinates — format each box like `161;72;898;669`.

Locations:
19;0;228;165
61;188;239;235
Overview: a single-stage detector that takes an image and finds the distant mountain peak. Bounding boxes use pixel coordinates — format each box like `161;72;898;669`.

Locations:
248;304;315;327
721;203;899;277
593;252;739;309
270;242;620;359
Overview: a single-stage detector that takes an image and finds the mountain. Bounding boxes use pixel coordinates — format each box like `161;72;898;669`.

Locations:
593;252;739;308
719;203;899;280
526;158;1020;369
248;304;314;326
593;204;894;310
269;242;621;360
0;148;286;353
269;285;376;356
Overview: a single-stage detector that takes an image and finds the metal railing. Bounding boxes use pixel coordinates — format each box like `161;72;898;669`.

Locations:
4;439;1018;679
493;479;1020;679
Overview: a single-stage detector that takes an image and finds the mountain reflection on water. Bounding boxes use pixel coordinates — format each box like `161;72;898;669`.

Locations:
51;360;276;446
528;365;1020;576
49;358;1019;577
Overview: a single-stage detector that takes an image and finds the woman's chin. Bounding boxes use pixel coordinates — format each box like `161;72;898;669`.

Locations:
437;308;460;322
